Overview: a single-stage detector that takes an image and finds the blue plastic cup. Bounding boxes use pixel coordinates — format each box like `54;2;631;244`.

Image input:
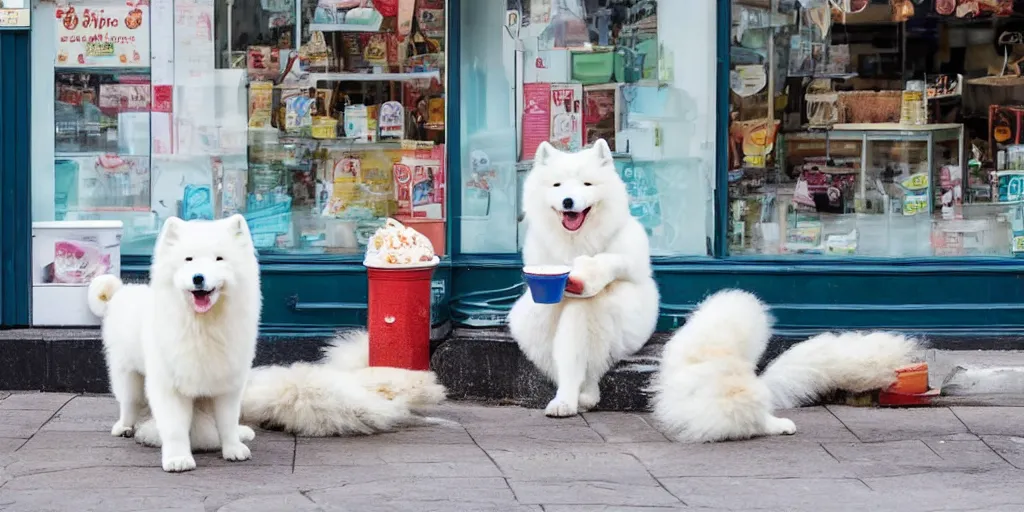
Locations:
523;265;571;304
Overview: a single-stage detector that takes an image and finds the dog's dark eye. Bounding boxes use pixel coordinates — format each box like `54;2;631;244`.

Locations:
584;182;593;186
216;256;224;262
185;257;193;262
553;183;561;187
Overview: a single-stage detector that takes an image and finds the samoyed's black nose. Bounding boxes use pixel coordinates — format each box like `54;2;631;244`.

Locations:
562;198;574;210
192;274;205;288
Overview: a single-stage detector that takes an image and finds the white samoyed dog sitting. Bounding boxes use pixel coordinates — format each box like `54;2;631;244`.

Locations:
89;215;262;472
649;289;922;443
508;139;660;417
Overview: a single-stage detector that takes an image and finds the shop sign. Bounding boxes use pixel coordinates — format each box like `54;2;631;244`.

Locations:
0;0;31;30
55;3;149;68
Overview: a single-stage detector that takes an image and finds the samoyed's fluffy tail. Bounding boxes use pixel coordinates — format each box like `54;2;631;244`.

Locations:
760;331;922;409
649;290;783;443
321;330;370;371
87;275;123;318
650;289;923;443
239;330;448;437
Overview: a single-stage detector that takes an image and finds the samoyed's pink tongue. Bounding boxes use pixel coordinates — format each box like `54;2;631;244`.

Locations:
561;209;589;231
191;293;214;313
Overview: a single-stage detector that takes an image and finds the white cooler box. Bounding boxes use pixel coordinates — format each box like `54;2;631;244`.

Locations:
32;220;123;326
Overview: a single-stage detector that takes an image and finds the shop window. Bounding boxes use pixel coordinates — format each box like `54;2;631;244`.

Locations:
32;0;448;257
459;0;717;256
728;0;1023;257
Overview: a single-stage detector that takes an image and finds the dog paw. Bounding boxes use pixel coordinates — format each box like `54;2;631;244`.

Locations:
578;391;600;412
110;421;134;438
569;256;614;297
768;417;797;436
222;442;252;462
544;397;579;418
162;455;197;473
239;425;256;443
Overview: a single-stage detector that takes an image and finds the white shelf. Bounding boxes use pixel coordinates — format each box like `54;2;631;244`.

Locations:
308;71;440;83
308;22;383;33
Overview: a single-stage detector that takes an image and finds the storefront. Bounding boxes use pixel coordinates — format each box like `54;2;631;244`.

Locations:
6;0;1024;342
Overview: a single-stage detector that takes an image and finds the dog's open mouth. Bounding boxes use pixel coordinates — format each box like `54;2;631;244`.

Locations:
190;289;217;314
561;208;592;232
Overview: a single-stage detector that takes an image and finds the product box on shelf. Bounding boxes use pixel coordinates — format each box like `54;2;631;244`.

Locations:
32;220;123;326
989;105;1024;160
583;83;623;149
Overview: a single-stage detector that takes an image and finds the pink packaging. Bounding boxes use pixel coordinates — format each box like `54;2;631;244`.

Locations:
393;143;446;220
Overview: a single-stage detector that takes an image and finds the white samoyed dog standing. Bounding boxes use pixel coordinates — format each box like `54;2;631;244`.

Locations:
508;139;660;417
91;219;448;455
649;289;922;443
89;215;262;472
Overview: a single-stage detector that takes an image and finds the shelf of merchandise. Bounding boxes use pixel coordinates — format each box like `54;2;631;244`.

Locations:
307;71;441;83
829;123;965;217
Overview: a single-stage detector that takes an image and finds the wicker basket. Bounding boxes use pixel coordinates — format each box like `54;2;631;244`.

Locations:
837;90;902;124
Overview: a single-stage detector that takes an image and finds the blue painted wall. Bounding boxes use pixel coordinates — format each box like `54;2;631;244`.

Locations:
0;31;33;327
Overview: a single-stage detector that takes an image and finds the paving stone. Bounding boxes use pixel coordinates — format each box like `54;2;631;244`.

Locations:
487;443;653;484
774;406;860;442
950;406;1024;436
582;412;668;443
361;423;475;445
660;476;871;510
0;409;56;438
626;439;850;479
923;438;1009;468
0;489;207;512
468;425;605;450
826;405;968;441
292;460;503;481
306;477;516;506
979;435;1024;469
543;507;684;512
861;469;1024;510
40;396;119;433
0;392;75;411
507;480;681;507
216;493;323;512
0;437;24;453
445;403;589;428
295;438;492;466
821;439;948;477
18;430;132;450
4;445;159;477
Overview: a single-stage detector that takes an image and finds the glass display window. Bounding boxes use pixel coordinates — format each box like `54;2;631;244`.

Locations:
32;0;449;257
458;0;717;256
727;0;1024;258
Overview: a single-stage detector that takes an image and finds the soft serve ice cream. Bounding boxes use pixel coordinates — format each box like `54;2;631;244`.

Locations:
364;218;436;266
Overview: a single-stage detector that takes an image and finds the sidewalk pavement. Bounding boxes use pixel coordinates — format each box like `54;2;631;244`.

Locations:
1;392;1023;512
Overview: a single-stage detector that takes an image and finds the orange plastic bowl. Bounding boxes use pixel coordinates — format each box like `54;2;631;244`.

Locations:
887;362;929;395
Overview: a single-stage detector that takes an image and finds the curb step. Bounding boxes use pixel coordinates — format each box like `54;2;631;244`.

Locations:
431;329;1024;411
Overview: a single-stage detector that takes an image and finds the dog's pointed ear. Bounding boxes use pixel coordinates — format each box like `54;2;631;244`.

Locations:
534;141;556;166
224;214;253;246
155;217;185;255
592;138;613;165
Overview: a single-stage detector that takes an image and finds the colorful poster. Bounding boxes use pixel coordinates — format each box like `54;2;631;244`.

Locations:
549;83;583;152
55;3;149;68
98;84;151;112
521;83;551;161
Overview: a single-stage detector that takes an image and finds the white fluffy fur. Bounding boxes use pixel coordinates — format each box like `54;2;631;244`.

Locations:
761;331;921;409
89;215;262;472
508;140;660;417
238;330;448;436
650;289;923;443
